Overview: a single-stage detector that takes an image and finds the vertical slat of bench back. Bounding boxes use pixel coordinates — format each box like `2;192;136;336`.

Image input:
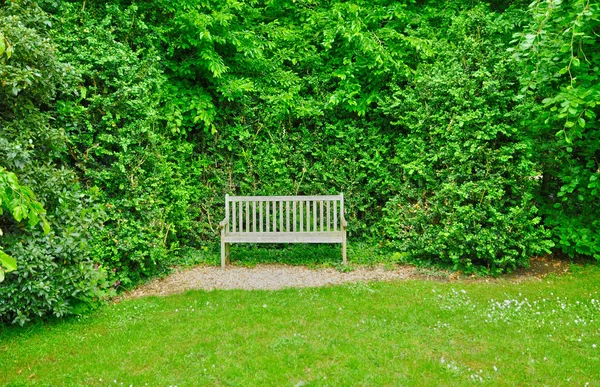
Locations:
225;194;230;232
327;200;330;231
258;201;263;232
266;201;270;232
252;201;256;232
225;194;343;234
246;202;250;232
238;200;244;232
340;193;344;227
293;201;297;232
299;200;304;232
232;199;236;232
333;200;337;232
320;201;324;232
307;200;310;231
272;200;277;232
286;201;290;233
313;201;317;231
279;201;283;232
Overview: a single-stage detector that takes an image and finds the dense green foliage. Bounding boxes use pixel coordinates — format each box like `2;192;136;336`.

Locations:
0;1;110;325
379;6;552;273
512;0;600;260
0;0;598;323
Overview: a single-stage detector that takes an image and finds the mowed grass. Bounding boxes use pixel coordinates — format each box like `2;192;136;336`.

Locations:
1;265;599;386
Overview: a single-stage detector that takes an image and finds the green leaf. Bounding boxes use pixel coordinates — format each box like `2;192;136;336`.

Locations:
0;250;17;272
42;217;50;235
0;35;5;57
12;205;23;222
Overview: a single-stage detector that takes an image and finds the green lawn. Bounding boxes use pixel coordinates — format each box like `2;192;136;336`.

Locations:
1;264;599;386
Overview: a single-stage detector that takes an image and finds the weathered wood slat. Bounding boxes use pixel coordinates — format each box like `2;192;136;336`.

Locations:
280;201;284;232
327;200;330;231
334;200;338;232
313;200;317;232
266;201;270;232
293;201;297;232
245;201;249;232
259;201;263;232
239;201;243;232
273;201;277;232
232;200;237;232
300;201;304;232
224;232;344;244
286;201;290;233
320;200;324;232
225;195;230;232
252;201;256;232
228;195;342;202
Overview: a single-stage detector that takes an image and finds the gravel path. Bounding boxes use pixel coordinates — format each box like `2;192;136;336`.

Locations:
125;264;419;298
123;256;570;299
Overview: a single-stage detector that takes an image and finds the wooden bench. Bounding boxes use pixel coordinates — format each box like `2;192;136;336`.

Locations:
218;194;347;268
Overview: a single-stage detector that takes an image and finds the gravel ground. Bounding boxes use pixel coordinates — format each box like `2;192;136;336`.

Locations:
124;264;418;298
123;256;571;299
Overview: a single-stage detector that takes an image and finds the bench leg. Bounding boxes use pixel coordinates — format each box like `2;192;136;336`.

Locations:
221;241;230;268
221;240;226;268
225;243;230;265
342;232;347;265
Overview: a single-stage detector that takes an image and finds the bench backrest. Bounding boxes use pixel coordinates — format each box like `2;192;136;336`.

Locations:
224;194;344;233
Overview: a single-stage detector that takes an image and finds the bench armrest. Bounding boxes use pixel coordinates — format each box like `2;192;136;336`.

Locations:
341;215;348;229
219;218;229;229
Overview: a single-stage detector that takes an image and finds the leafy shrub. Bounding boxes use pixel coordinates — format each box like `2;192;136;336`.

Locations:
378;7;553;273
511;0;600;261
0;0;110;325
1;177;111;326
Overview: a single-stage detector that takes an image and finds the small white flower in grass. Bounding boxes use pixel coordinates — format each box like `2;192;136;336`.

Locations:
493;366;498;371
263;304;267;308
440;357;445;364
593;344;597;348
